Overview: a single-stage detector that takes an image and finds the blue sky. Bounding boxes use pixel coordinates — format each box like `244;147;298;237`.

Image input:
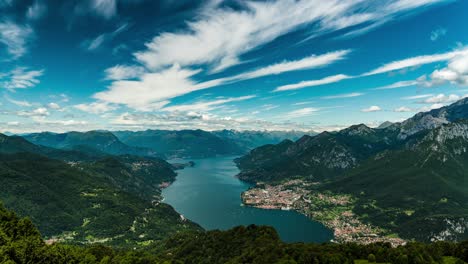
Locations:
1;0;468;133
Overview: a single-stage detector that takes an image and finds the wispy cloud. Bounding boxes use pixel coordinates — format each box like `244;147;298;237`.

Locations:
74;101;118;114
17;107;49;117
430;27;447;41
104;65;145;80
26;0;47;21
135;0;448;72
0;21;33;59
363;48;468;76
162;95;256;113
420;94;466;104
275;74;350;92
372;80;419;90
97;51;349;111
82;23;129;51
321;92;363;99
1;67;44;90
4;95;32;107
284;107;320;118
401;94;434;100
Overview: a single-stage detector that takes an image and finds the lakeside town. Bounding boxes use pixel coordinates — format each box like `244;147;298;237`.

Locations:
241;179;406;246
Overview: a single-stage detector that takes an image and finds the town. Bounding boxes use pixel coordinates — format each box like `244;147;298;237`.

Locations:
241;179;406;247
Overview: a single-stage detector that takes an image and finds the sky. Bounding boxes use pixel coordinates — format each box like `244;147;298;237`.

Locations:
1;0;468;133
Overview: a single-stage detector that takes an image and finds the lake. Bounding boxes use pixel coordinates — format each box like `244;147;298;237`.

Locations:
162;156;333;243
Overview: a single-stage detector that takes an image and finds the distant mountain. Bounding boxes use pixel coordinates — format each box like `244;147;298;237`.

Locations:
236;98;468;241
114;129;244;158
212;129;314;150
23;131;159;158
114;129;311;159
0;133;200;246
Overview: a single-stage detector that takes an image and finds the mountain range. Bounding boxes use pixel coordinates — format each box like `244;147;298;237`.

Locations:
21;129;312;159
236;98;468;241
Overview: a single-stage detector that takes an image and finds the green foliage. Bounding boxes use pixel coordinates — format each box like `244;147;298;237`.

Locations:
1;204;468;264
0;150;200;247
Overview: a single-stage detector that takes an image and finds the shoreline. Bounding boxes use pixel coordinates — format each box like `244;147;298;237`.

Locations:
241;179;406;247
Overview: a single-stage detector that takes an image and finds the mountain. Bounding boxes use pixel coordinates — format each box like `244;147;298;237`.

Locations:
22;131;159;158
236;98;468;241
393;98;468;139
327;120;468;241
212;129;314;150
235;123;405;183
236;98;468;184
0;134;200;246
0;133;105;161
114;129;244;158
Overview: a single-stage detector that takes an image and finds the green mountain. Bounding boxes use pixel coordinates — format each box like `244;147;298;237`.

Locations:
236;98;468;241
327;120;468;241
0;134;200;246
2;202;468;263
235;124;405;183
22;131;159;158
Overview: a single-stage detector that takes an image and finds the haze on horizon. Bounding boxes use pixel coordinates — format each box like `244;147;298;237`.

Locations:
0;0;467;133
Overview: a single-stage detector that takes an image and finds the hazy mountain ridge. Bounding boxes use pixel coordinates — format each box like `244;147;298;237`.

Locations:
113;129;311;158
23;131;160;158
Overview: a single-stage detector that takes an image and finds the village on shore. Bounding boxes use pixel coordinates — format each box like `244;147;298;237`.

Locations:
241;179;406;247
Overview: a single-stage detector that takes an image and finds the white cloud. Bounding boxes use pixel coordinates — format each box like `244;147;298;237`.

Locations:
17;107;49;117
47;102;60;109
134;0;447;72
90;0;117;19
1;67;44;90
162;95;255;113
284;107;320;118
275;74;350;92
423;52;468;86
233;50;351;80
26;0;47;21
104;65;145;80
372;80;419;90
74;101;118;114
420;94;466;104
96;50;349;111
321;92;363;99
401;94;434;100
363;48;468;76
95;0;449;110
110;111;314;132
0;21;33;59
95;65;200;111
361;105;381;112
430;27;446;41
83;23;129;51
4;95;32;107
394;106;413;112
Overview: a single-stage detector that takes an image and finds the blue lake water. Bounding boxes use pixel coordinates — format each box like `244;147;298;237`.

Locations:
162;156;333;243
